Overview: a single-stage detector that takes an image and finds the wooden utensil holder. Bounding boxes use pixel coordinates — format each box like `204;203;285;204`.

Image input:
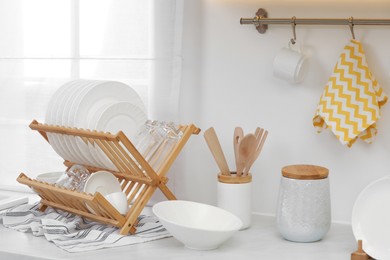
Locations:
17;120;200;235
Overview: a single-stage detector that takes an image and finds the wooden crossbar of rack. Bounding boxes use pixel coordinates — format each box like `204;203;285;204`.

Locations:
17;120;200;235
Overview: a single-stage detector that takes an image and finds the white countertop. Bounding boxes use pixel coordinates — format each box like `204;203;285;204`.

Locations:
0;190;357;260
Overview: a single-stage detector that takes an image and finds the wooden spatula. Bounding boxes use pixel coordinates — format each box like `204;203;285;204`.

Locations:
233;127;243;175
204;127;230;176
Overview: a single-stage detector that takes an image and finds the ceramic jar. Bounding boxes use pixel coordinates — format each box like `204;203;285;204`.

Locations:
276;164;331;242
217;173;252;230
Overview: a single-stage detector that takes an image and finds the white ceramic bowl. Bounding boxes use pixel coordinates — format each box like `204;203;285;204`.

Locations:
36;172;63;184
83;171;122;195
104;191;128;215
152;200;242;250
83;171;123;214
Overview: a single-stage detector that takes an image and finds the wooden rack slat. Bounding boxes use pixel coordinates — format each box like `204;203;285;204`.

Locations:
62;161;154;186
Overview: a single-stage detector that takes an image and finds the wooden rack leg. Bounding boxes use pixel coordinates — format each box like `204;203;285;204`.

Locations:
158;182;176;200
39;204;48;212
351;240;373;260
120;186;157;235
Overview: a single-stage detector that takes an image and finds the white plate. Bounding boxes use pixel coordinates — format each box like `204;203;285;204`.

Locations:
45;83;69;160
83;171;122;195
54;80;91;164
95;101;146;137
36;171;63;184
61;80;102;166
71;81;145;128
352;175;390;260
70;81;145;168
46;80;82;162
86;100;118;171
89;101;147;170
45;80;77;160
45;80;146;169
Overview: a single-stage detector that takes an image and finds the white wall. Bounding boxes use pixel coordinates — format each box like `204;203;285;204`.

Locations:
176;0;390;223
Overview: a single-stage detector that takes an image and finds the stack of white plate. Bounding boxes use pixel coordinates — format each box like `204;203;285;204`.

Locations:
45;80;147;171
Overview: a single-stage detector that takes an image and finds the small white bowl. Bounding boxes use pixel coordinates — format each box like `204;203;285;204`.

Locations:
104;191;128;215
83;171;122;195
152;200;242;250
36;172;63;184
83;171;122;214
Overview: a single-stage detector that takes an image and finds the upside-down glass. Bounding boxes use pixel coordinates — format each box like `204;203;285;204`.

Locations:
133;120;182;172
55;164;90;191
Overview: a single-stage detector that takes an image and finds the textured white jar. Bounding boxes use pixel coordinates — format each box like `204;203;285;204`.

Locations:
276;165;331;242
217;173;252;230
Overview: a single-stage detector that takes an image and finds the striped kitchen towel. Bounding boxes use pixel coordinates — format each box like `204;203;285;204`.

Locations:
0;203;171;253
313;39;387;147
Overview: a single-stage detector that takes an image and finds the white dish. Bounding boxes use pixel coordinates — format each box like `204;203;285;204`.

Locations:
87;101;119;171
66;81;110;168
95;101;146;137
70;81;145;169
52;80;88;163
83;170;122;214
71;81;145;131
90;101;147;170
45;80;146;170
36;171;63;184
104;191;128;215
45;80;80;161
83;171;122;196
61;80;102;166
152;200;242;250
352;175;390;260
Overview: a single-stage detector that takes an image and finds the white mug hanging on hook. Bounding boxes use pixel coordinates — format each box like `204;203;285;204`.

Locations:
273;40;308;84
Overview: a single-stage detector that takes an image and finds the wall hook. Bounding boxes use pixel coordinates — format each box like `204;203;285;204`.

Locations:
349;16;356;39
290;16;297;44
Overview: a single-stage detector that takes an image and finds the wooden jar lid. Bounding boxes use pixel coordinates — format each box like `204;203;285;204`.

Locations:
281;164;329;180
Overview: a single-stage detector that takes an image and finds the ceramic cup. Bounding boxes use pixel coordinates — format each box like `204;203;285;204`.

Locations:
273;41;307;83
217;172;252;230
104;191;128;215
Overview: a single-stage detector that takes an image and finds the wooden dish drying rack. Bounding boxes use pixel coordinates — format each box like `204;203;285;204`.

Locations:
17;120;200;235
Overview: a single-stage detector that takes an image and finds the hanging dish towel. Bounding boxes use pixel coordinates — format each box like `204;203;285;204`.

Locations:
0;203;171;253
313;39;387;147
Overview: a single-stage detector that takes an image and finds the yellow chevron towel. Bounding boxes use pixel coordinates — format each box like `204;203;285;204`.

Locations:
313;40;387;147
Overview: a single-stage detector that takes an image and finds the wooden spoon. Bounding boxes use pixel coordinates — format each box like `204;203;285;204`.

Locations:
243;129;268;176
233;127;243;175
237;133;256;176
204;127;230;176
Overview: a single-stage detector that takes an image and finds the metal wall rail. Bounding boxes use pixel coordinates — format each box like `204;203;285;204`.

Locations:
240;8;390;34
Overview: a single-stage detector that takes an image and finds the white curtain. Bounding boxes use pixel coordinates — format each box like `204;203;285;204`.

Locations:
0;0;183;189
149;1;183;122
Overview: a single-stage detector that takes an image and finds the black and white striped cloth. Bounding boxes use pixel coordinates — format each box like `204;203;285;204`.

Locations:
0;203;171;253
